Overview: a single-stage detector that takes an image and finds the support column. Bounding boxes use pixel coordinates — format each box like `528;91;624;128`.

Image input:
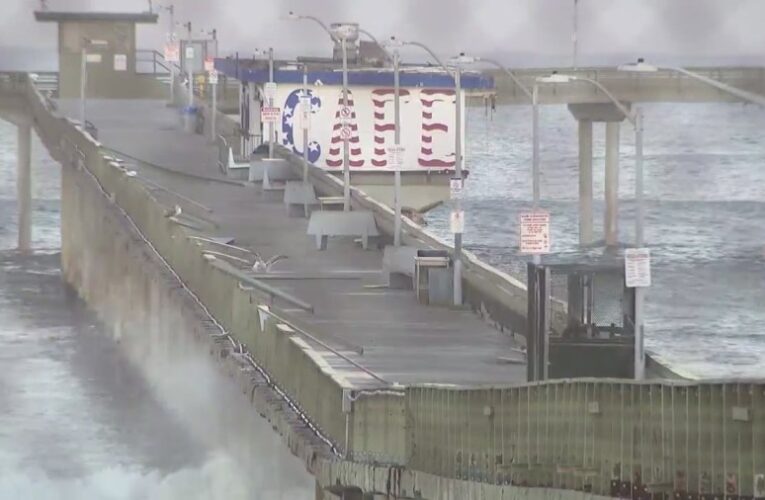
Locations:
578;119;593;246
604;121;620;247
17;123;32;252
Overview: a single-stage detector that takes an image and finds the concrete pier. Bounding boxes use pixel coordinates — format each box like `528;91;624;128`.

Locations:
569;103;628;248
4;66;763;498
577;119;593;246
604;121;620;247
17;122;31;252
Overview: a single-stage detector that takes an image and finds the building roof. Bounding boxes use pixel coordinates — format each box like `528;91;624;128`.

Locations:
34;11;159;23
214;57;494;90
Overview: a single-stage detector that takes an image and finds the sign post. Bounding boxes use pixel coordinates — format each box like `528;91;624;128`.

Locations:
209;69;218;141
164;36;179;105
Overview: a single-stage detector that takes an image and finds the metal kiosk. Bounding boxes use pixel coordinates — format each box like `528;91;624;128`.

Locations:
527;259;636;382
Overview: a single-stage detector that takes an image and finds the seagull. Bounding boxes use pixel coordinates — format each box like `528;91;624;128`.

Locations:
251;253;288;273
164;204;182;218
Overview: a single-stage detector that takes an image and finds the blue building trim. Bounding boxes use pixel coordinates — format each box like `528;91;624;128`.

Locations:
214;58;494;90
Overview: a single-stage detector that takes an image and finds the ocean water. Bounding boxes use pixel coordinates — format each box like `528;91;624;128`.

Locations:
427;102;765;379
0;121;313;498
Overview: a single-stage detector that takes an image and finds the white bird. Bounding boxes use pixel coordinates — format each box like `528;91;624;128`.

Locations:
164;204;182;218
251;254;288;273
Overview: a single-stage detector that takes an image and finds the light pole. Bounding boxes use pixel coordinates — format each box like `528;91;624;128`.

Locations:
618;59;765;107
80;38;108;126
302;63;310;184
527;75;571;265
268;47;275;160
391;37;465;305
183;21;193;108
287;12;354;212
158;4;175;104
374;38;405;246
572;0;579;68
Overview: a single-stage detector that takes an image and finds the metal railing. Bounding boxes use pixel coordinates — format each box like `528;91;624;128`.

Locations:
135;49;179;76
407;380;765;498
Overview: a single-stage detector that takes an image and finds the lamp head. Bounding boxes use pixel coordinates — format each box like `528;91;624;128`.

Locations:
618;58;658;73
536;72;574;84
383;35;405;48
449;52;478;65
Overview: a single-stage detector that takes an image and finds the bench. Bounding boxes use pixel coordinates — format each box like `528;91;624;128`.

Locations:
283;181;318;217
382;245;419;289
217;135;249;179
306;211;379;250
317;196;346;211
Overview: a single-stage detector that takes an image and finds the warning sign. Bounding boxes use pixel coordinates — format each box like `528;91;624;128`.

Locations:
450;209;465;234
208;70;219;85
164;42;179;62
625;248;651;288
519;211;550;254
386;145;405;170
340;106;352;120
340;124;352;140
450;177;464;199
261;106;281;123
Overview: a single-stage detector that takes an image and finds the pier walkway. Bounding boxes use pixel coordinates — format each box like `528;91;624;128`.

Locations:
56;98;526;387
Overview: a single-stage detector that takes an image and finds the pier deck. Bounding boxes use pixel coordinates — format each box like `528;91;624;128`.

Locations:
58;98;526;386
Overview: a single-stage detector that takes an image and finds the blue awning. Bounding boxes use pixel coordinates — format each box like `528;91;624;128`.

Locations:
214;58;494;90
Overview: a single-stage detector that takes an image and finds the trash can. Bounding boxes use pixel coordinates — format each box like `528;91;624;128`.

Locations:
414;249;452;305
182;105;199;134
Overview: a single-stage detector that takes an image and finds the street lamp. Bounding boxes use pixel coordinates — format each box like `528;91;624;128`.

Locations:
535;72;646;379
374;38;408;247
618;58;765;107
182;21;193;108
287;12;354;211
390;37;465;306
253;47;276;159
157;4;175;104
80;37;108;126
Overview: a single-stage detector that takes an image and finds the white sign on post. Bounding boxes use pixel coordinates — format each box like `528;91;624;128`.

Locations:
208;69;219;85
261;106;281;123
299;96;311;130
264;82;277;101
449;177;464;199
625;248;651;288
519;211;550;254
450;209;465;234
340;105;352;120
185;46;195;59
386;145;405;170
85;53;102;63
340;124;353;140
113;54;127;71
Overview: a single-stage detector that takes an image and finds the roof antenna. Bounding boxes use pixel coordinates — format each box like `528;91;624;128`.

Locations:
148;0;154;13
40;0;49;11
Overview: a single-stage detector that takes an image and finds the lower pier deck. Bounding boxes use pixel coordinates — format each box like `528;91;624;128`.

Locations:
59;99;526;387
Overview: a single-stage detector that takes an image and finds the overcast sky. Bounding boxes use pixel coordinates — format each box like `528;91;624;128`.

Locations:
2;0;764;66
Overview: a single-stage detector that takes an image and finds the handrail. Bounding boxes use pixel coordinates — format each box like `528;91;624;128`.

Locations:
208;257;314;313
261;306;393;386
